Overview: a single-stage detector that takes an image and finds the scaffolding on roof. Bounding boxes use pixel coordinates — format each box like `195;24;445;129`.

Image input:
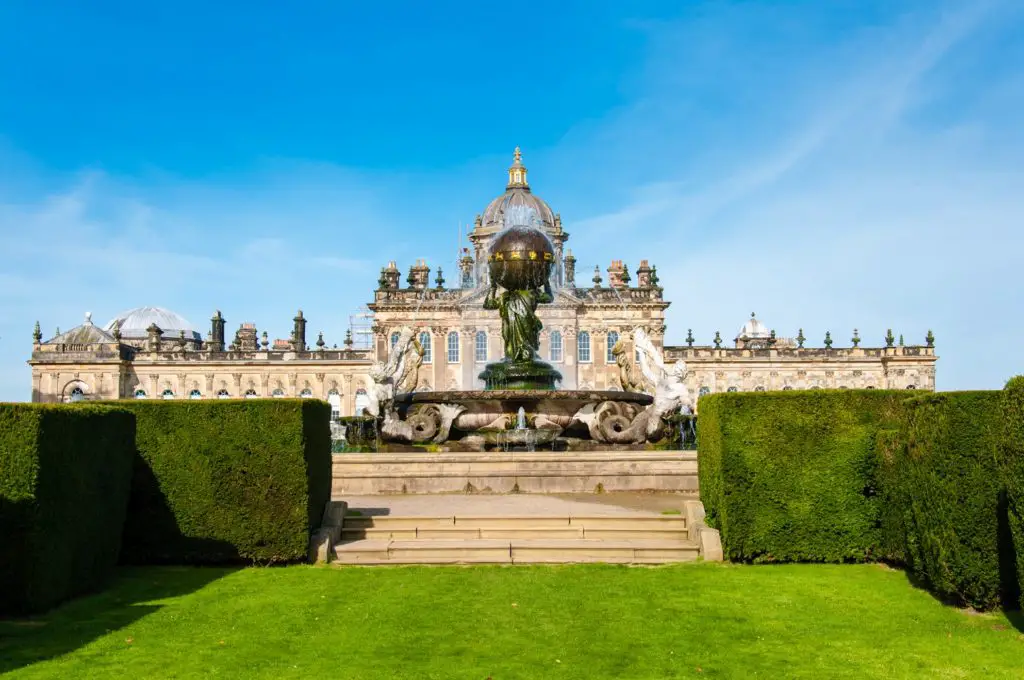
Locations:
348;307;374;350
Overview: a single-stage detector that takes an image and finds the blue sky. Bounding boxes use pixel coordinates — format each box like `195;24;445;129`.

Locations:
1;0;1022;399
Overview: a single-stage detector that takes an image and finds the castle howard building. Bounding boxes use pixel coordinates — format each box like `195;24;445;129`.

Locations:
28;149;938;412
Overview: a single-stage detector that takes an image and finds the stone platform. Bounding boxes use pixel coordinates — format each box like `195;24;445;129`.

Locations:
331;450;698;496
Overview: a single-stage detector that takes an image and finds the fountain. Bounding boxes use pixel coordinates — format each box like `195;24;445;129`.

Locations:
367;208;693;451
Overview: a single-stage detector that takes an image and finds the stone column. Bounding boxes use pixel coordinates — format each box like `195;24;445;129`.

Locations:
342;375;355;416
563;328;578;389
460;329;474;390
433;329;447;391
489;327;502;363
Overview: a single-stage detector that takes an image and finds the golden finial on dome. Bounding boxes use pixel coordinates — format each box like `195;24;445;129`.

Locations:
508;146;529;189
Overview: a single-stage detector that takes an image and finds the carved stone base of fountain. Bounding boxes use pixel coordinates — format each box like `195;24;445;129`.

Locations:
478;358;562;391
388;389;655;450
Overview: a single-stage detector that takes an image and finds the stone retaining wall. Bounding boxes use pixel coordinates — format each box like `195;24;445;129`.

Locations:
332;450;699;495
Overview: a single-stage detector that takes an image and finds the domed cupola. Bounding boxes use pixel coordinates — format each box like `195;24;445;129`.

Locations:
737;312;771;341
478;148;557;235
105;306;201;343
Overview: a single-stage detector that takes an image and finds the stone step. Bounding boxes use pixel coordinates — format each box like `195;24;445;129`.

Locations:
342;514;687;530
342;516;454;529
332;538;699;565
340;526;689;541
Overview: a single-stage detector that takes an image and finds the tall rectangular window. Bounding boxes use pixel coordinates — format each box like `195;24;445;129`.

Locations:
419;331;432;364
550;331;563;362
447;331;460;363
578;331;591;363
475;330;488;362
606;331;619;363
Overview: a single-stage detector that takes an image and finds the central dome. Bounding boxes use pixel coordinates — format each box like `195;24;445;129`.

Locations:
479;148;556;232
105;306;201;341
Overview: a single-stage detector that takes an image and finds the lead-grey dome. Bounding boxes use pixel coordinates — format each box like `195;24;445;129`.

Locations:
105;306;201;341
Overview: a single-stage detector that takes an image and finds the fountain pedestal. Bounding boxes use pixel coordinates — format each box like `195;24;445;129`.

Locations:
478;358;561;391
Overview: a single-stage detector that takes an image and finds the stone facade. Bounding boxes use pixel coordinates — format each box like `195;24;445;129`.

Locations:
27;149;937;410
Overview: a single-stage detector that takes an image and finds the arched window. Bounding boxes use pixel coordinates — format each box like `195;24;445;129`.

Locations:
698;386;710;397
727;386;739;393
447;331;459;363
578;331;591;363
419;331;432;364
272;388;285;398
606;331;619;363
839;385;849;390
550;331;563;362
390;332;400;350
866;385;876;390
217;389;230;399
782;386;794;391
300;388;313;398
905;385;916;390
327;389;341;418
754;386;766;392
189;389;202;400
161;389;175;400
134;389;148;400
475;330;488;362
244;388;258;399
69;386;85;403
354;388;370;415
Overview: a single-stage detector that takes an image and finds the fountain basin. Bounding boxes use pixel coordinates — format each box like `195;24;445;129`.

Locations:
394;389;653;434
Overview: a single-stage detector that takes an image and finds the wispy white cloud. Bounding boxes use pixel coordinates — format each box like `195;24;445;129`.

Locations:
562;0;1023;389
0;167;392;399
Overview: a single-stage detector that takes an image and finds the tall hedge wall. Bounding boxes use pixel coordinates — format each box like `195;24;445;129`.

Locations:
1002;376;1024;609
698;390;908;563
877;392;1011;610
114;399;331;564
0;404;135;615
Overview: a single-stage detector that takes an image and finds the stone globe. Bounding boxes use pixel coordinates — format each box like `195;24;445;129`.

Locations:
487;226;555;291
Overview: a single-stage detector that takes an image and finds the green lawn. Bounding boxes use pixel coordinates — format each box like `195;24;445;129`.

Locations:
2;563;1022;679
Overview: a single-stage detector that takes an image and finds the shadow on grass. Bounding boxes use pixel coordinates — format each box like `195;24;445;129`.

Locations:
997;489;1023;633
0;453;247;674
0;565;238;675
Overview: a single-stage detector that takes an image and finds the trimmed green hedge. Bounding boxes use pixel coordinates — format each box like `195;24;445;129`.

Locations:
700;382;1024;611
1003;376;1024;609
697;390;907;563
0;404;135;615
113;400;331;564
878;392;1009;610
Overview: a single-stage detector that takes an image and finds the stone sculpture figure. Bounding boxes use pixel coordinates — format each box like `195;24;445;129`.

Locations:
579;326;694;443
477;224;562;390
367;327;464;444
483;283;551;362
365;327;422;418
